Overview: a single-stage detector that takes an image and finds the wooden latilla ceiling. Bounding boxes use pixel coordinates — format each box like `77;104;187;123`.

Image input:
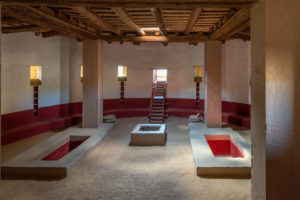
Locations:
0;1;255;44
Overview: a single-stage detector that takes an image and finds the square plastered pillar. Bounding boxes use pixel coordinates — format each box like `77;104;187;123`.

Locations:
82;39;103;128
205;41;222;128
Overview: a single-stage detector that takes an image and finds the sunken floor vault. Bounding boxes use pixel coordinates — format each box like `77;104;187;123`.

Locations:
0;117;251;200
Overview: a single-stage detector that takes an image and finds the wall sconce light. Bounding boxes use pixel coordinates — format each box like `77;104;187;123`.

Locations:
118;66;127;104
30;65;42;116
194;65;203;106
80;65;83;82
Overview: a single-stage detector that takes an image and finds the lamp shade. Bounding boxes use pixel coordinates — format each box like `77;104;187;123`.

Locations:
194;65;203;82
30;65;42;86
194;65;203;77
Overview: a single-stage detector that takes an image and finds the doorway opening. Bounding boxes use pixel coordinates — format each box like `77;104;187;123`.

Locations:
153;69;167;83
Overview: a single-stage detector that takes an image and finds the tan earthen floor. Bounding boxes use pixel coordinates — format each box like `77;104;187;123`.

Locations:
0;117;250;200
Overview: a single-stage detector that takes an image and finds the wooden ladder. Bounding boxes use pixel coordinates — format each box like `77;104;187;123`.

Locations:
149;82;167;123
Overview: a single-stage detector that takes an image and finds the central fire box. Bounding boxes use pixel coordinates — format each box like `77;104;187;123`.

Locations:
131;124;166;146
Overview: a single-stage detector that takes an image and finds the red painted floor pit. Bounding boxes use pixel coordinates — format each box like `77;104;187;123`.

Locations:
42;136;89;161
205;135;244;158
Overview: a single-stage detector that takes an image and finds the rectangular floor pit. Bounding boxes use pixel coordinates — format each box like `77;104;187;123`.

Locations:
42;136;90;161
205;135;244;158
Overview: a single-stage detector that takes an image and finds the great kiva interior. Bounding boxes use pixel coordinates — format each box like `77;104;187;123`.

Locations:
0;1;299;200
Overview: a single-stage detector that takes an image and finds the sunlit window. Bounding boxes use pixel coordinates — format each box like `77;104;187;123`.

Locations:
80;65;83;82
30;65;42;80
118;66;127;77
156;69;167;82
30;65;42;86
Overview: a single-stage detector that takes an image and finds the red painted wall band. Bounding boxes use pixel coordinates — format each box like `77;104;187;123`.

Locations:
2;99;250;130
1;99;251;145
1;102;82;131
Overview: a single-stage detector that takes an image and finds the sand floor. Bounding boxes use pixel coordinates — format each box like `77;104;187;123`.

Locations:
0;117;250;200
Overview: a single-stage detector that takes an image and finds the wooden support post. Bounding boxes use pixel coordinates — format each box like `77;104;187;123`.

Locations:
82;39;103;128
205;41;222;128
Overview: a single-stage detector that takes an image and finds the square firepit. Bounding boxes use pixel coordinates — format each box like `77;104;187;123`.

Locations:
131;124;166;146
139;126;161;131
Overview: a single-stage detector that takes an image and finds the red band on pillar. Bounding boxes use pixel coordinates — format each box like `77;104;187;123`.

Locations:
33;86;39;116
196;82;200;106
120;81;125;104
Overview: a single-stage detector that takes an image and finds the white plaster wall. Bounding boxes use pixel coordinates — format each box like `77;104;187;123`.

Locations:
222;40;251;104
1;33;61;114
66;40;252;104
102;41;251;103
69;39;82;103
1;33;251;115
103;42;205;99
60;36;70;104
1;33;81;114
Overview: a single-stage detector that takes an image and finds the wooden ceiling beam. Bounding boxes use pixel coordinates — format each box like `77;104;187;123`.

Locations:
72;7;122;36
112;8;145;35
103;35;208;43
39;6;55;16
237;31;250;37
231;33;250;40
150;8;167;35
210;7;250;40
184;8;202;35
222;19;250;39
0;1;259;8
1;17;23;25
42;30;63;38
2;25;47;33
2;5;98;39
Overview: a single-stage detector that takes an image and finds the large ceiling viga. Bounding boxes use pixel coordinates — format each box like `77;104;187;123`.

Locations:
0;0;256;44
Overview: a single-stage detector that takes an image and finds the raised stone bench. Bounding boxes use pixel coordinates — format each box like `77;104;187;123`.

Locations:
189;123;251;179
1;123;115;180
131;124;166;146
